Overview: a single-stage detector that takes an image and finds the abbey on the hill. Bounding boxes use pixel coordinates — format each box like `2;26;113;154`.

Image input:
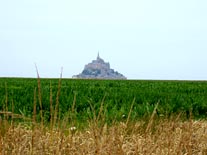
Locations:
73;53;127;79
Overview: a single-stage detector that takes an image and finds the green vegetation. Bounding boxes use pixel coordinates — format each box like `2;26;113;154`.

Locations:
0;78;207;126
1;78;207;154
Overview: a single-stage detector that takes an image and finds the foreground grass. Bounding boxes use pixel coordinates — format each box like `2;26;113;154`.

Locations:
1;118;207;155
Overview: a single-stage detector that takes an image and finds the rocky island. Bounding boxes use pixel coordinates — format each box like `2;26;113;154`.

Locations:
73;53;127;79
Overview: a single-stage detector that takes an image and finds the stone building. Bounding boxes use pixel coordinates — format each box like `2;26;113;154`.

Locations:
73;53;127;79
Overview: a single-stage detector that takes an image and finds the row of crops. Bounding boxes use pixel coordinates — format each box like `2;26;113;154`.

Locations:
0;78;207;123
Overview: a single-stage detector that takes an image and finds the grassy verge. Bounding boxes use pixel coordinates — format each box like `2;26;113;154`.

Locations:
0;112;207;154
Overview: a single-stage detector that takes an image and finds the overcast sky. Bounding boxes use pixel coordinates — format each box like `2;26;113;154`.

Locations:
0;0;207;80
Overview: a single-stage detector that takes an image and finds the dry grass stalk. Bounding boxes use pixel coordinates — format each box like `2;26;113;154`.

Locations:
33;88;37;125
35;64;43;129
50;81;53;130
4;82;8;121
53;68;63;129
1;119;207;155
68;92;77;128
145;101;159;133
126;98;136;127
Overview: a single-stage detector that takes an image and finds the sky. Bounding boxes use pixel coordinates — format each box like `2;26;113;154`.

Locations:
0;0;207;80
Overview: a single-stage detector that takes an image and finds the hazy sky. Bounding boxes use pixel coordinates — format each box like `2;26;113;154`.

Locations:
0;0;207;80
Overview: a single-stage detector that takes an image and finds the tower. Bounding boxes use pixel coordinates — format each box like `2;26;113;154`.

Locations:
97;52;100;60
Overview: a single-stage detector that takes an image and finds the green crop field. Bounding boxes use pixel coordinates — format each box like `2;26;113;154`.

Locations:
0;78;207;124
0;78;207;125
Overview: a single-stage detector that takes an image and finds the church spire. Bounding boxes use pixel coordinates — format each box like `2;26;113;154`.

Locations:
97;52;100;60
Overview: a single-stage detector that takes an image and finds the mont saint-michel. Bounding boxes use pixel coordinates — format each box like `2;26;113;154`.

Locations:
73;53;127;79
